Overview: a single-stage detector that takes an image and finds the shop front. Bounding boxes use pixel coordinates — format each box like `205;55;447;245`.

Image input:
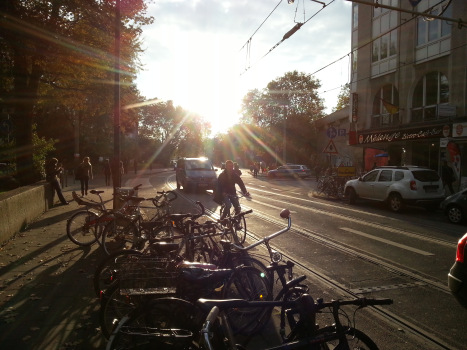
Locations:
357;123;453;176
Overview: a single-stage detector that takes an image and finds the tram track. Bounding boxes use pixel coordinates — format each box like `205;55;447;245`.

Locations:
167;179;459;349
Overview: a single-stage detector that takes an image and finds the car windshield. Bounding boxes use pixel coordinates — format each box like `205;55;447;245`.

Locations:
186;160;212;170
411;170;440;182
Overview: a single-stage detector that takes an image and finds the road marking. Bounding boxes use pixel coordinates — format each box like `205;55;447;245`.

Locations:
340;227;434;256
250;191;455;248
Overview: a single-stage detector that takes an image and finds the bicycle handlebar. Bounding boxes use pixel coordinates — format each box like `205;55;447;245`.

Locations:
231;208;291;252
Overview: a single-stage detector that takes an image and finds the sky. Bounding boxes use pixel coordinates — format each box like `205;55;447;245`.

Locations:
135;0;352;135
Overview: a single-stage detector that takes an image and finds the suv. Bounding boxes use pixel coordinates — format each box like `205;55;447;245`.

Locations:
175;157;218;192
344;166;445;212
267;164;311;178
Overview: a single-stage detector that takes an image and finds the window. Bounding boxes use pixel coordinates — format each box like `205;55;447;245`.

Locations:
378;170;392;182
352;3;358;29
411;72;449;122
372;0;398;64
363;170;378;182
394;171;404;181
371;85;400;128
416;1;452;46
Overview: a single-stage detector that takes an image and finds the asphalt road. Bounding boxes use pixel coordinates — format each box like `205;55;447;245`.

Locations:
1;168;465;349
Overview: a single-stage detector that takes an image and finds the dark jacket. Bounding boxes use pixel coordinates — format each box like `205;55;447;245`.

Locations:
217;170;247;195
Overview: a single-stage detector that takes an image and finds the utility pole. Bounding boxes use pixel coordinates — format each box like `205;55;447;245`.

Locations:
113;0;121;202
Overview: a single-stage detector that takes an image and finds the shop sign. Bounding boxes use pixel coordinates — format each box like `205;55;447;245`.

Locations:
453;123;467;138
358;125;448;144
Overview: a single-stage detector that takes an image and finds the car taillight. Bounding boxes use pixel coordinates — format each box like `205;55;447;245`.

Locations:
410;180;417;190
456;233;467;263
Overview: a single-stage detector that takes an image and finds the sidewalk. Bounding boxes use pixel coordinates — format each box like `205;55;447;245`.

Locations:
0;168;283;349
0;168;170;349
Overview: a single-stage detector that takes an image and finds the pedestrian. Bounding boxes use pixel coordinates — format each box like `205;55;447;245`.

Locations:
253;162;259;177
103;159;112;186
76;156;93;196
45;158;68;205
133;159;137;174
233;162;242;176
441;160;456;195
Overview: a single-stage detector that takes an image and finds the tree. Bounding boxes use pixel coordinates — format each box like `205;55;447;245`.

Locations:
240;70;324;166
0;0;153;184
332;83;350;112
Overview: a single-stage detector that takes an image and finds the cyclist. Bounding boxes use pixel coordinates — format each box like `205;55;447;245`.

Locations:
217;159;250;220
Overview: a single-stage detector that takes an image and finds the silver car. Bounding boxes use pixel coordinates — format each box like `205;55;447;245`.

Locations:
267;164;311;178
175;157;218;192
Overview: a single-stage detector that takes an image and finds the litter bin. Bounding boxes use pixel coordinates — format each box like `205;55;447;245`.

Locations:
114;187;138;211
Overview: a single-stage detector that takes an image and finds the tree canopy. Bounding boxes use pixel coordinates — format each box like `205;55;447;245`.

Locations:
239;70;325;167
0;0;153;184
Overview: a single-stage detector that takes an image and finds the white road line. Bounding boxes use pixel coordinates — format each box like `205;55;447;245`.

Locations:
243;198;297;214
340;227;434;256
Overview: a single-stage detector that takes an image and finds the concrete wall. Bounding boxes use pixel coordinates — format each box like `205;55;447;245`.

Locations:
0;182;52;243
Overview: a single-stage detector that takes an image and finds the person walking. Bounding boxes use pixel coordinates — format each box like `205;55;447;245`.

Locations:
441;160;456;195
76;156;93;196
103;159;112;186
233;162;242;176
217;160;250;220
45;158;68;205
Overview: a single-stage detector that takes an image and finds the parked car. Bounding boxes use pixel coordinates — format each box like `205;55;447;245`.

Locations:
448;232;467;309
343;166;445;212
267;164;311;178
175;157;217;192
441;189;467;224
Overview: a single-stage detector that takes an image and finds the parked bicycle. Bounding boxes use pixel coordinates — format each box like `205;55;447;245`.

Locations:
198;294;393;350
66;184;142;248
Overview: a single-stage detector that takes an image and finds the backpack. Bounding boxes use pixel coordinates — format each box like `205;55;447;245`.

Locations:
212;179;223;205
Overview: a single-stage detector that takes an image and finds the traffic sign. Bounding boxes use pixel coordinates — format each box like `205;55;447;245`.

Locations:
323;139;338;154
326;127;337;139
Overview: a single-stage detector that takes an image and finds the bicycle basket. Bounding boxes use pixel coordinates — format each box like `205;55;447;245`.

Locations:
118;256;179;296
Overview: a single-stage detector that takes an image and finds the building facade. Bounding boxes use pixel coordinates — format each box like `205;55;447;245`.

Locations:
349;0;467;189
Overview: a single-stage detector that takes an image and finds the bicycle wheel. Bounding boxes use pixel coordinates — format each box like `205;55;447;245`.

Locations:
232;214;247;245
221;266;272;336
66;210;100;246
93;249;143;297
106;298;199;350
101;218;139;255
100;281;143;339
294;326;379;350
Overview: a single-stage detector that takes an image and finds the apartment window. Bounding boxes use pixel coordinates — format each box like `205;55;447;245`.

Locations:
371;85;400;128
411;72;449;122
416;1;452;46
352;3;358;29
372;0;398;64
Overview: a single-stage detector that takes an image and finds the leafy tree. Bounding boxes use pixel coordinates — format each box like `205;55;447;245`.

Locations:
0;0;153;184
240;70;324;166
332;83;350;112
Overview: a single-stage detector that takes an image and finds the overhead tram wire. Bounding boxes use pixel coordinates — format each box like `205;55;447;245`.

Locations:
240;0;283;73
240;0;334;76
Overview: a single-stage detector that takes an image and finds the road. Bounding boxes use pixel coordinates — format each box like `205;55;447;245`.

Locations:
152;168;467;350
2;168;462;349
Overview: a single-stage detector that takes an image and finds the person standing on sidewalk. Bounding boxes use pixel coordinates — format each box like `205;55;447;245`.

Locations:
45;158;68;205
77;156;93;196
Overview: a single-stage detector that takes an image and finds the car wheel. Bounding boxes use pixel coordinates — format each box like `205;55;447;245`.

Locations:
447;204;464;224
388;193;403;212
347;188;357;205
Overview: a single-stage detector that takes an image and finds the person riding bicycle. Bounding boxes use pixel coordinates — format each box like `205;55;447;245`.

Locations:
217;160;250;220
